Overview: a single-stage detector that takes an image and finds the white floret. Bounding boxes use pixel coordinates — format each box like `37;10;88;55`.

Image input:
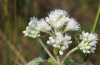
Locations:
59;50;63;55
61;46;66;50
47;41;50;44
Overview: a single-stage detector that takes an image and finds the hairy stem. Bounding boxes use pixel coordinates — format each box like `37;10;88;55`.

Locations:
61;47;78;64
57;56;60;65
46;31;55;38
38;38;57;63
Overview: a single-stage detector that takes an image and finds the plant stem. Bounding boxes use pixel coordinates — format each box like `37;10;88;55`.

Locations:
92;5;100;34
48;32;55;38
57;56;60;65
61;47;78;64
46;31;55;38
62;30;65;34
62;27;68;34
84;5;100;62
38;38;57;63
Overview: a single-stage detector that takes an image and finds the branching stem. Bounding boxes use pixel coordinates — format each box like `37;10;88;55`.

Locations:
61;47;78;64
56;56;60;65
38;38;57;63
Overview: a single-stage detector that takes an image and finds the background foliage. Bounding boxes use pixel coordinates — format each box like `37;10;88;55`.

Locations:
0;0;100;65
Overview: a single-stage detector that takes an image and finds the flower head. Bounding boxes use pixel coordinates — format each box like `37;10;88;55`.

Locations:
23;9;81;55
45;9;81;32
45;9;69;29
78;31;98;53
23;18;51;38
47;32;72;55
64;18;81;31
35;19;51;31
23;17;40;38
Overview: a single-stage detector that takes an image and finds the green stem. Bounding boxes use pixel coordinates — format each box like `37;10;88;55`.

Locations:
92;5;100;34
62;30;65;34
57;56;60;65
46;31;55;38
84;5;100;62
61;47;78;64
62;26;68;34
38;38;57;63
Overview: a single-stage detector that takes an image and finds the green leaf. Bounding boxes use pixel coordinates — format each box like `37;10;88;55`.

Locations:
27;57;46;65
64;59;75;64
53;48;60;56
69;62;87;65
88;63;93;65
68;62;93;65
47;58;57;65
64;59;93;65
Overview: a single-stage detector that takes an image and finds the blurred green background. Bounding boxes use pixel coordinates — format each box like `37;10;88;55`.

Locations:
0;0;100;65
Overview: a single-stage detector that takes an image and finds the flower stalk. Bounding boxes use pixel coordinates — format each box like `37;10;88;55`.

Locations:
56;56;61;65
61;47;79;64
38;38;57;63
92;5;100;34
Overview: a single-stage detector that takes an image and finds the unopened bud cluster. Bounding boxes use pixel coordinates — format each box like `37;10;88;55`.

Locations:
47;32;72;55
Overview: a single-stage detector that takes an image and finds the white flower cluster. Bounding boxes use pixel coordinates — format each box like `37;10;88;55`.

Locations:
46;9;80;31
35;19;51;31
47;32;72;55
23;9;81;55
23;17;40;38
23;9;80;38
23;17;51;38
78;31;98;53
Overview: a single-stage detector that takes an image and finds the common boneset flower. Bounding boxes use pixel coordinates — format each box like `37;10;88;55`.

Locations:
45;9;81;30
23;9;81;55
23;9;99;65
78;31;98;53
